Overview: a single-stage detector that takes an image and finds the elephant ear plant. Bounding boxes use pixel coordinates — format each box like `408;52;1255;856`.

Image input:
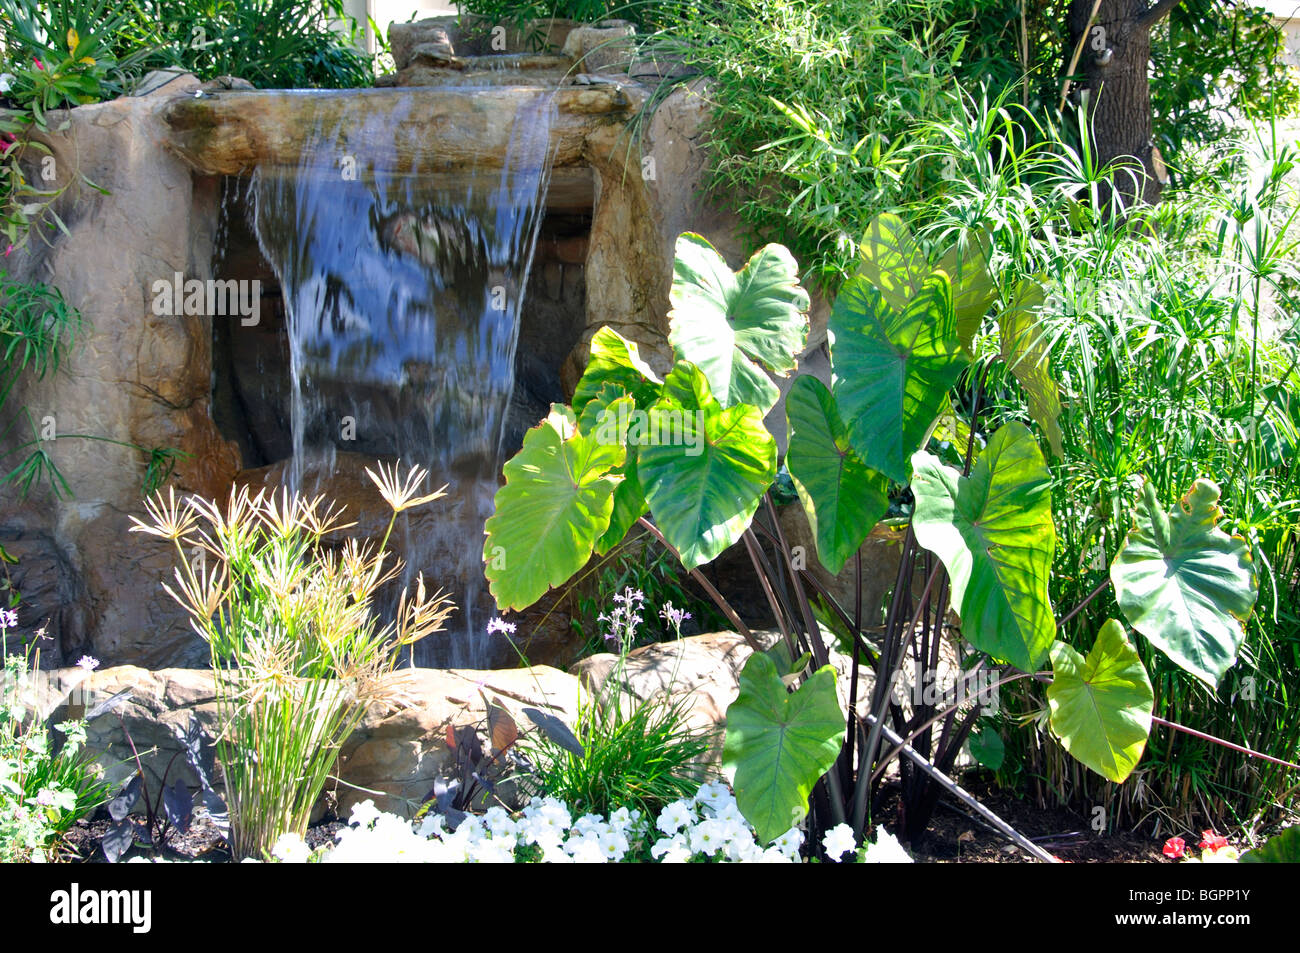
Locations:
130;462;456;860
483;218;1265;859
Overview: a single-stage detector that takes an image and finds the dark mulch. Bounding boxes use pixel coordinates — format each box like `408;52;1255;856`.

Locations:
878;778;1167;863
57;807;347;864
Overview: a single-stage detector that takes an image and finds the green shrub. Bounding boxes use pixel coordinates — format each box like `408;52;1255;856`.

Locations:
0;631;111;862
130;462;456;859
906;92;1300;831
523;589;715;817
131;0;375;90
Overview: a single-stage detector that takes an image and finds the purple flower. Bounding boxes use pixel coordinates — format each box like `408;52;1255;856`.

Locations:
486;617;517;636
34;788;56;807
0;608;16;629
76;655;99;672
660;604;692;629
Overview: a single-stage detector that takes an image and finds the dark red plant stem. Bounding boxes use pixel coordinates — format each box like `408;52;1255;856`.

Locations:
1058;577;1112;628
1151;715;1300;771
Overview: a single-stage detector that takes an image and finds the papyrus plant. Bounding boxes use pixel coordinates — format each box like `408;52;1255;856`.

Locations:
130;462;455;859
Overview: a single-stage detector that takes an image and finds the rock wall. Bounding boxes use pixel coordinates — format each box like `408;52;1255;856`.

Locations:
2;74;240;668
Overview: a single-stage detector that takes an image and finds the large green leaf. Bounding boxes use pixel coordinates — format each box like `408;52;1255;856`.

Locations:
637;362;776;570
595;450;646;556
667;233;809;414
1047;620;1154;783
577;385;649;556
571;326;663;415
483;406;625;610
911;422;1056;671
830;272;966;482
722;651;845;844
785;375;889;574
1110;480;1258;688
1000;280;1064;457
855;212;928;311
1240;825;1300;863
936;232;998;355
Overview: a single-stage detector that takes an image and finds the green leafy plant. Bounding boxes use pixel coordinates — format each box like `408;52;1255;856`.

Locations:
129;461;456;859
130;0;375;90
483;209;1271;857
521;588;715;818
0;0;160;109
0;628;110;862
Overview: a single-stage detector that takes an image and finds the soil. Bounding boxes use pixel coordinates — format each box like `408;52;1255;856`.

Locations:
878;778;1167;863
58;807;346;864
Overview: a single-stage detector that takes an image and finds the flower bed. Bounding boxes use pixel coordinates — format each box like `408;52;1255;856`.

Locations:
266;783;914;864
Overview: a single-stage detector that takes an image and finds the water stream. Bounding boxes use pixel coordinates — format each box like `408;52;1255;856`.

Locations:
248;89;558;667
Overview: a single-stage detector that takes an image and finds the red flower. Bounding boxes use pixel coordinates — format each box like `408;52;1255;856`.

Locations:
1198;830;1228;851
1162;836;1187;859
33;58;43;71
3;244;13;258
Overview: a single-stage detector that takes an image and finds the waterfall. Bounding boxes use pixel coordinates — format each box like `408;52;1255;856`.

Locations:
248;89;558;667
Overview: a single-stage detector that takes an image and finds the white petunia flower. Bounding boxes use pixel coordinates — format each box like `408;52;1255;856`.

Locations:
773;826;805;859
271;832;311;863
656;799;696;835
688;818;728;856
597;829;629;862
650;833;692;863
348;799;382;829
822;823;857;861
565;834;606;863
860;829;913;864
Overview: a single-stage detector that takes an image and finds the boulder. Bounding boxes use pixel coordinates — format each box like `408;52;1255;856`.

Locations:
561;22;635;74
41;663;586;820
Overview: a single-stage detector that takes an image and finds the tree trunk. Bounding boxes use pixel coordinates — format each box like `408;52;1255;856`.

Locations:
1065;0;1168;208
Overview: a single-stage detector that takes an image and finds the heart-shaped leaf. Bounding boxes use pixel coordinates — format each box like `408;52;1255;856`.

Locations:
785;375;889;574
854;213;929;311
936;231;998;354
595;450;646;556
967;728;1005;771
830;272;967;482
109;773;142;822
1047;620;1154;783
637;363;777;570
483;699;518;754
484;405;626;610
102;818;136;863
911;422;1056;671
576;385;652;556
668;233;809;414
1110;480;1258;688
722;651;845;844
571;327;663;415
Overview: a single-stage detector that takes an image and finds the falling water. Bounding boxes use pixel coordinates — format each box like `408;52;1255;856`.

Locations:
249;90;558;667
